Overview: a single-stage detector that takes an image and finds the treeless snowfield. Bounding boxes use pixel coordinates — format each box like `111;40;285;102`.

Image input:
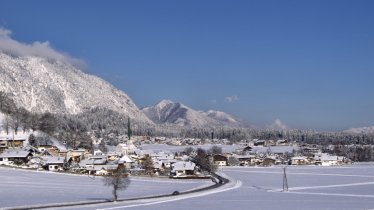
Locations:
1;165;374;210
67;164;374;210
0;167;211;209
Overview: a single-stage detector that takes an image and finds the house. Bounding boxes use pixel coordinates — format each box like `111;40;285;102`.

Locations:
0;148;33;165
42;156;71;172
0;137;26;149
87;164;118;175
291;156;309;165
116;142;137;156
88;155;107;165
212;154;228;166
276;139;288;146
118;155;134;168
37;145;60;156
242;146;253;153
68;149;90;162
314;154;344;166
262;157;277;166
236;155;255;166
302;144;321;154
170;161;196;178
79;155;112;175
106;152;120;161
254;140;266;146
156;153;177;168
93;149;103;156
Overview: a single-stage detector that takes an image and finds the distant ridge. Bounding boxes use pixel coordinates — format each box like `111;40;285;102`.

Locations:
142;99;242;128
344;126;374;134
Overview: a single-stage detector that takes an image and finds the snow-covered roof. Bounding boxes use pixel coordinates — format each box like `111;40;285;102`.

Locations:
234;155;256;159
153;161;163;169
172;161;196;172
119;155;133;164
0;137;27;141
157;154;175;160
43;156;65;165
292;156;307;160
86;164;117;171
161;159;178;164
0;148;32;158
86;155;106;165
78;159;91;167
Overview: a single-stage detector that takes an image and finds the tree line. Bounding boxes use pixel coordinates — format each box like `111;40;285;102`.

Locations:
1;91;374;153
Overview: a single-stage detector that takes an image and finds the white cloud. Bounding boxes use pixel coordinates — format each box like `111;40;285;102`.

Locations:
268;119;288;130
225;95;239;103
0;27;86;68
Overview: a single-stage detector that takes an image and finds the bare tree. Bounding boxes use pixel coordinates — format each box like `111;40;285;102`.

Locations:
10;110;21;135
103;168;131;201
208;145;223;155
228;156;240;166
193;148;217;174
2;115;10;135
142;155;154;176
183;147;195;156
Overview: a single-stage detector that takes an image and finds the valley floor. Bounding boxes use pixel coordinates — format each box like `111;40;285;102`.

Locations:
1;164;374;210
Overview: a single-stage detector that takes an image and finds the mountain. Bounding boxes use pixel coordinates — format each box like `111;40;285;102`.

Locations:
142;100;242;128
0;52;151;123
344;126;374;134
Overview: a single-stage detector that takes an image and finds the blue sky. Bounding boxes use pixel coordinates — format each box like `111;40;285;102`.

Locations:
1;0;374;131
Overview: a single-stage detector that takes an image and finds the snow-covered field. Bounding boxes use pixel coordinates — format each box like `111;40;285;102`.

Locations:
70;164;374;210
2;164;374;210
0;167;211;209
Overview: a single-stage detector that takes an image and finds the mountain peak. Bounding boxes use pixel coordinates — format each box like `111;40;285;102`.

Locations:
155;99;174;109
0;52;151;124
142;99;242;128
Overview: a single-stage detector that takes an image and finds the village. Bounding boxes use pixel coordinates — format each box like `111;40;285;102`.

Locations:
0;129;353;179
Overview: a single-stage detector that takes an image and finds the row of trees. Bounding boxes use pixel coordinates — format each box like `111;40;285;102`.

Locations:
2;90;374;150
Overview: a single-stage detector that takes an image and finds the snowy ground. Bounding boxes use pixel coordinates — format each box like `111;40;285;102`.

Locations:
0;167;211;209
2;164;374;210
64;164;374;210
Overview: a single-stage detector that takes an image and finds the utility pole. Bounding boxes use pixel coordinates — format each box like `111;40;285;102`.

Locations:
283;166;288;192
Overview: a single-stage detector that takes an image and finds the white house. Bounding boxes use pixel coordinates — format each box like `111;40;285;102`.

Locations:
116;142;137;156
118;155;134;168
42;156;67;172
0;148;33;165
315;154;343;166
170;161;196;178
291;156;309;165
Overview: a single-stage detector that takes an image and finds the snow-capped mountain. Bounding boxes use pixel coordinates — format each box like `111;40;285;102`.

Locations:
344;126;374;134
142;100;242;127
0;52;151;123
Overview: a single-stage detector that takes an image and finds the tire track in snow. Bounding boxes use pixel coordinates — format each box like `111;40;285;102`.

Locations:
224;169;374;178
269;181;374;192
282;191;374;198
96;179;242;210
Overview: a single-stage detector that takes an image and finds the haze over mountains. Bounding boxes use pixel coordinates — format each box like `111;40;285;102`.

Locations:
0;52;242;128
344;126;374;134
